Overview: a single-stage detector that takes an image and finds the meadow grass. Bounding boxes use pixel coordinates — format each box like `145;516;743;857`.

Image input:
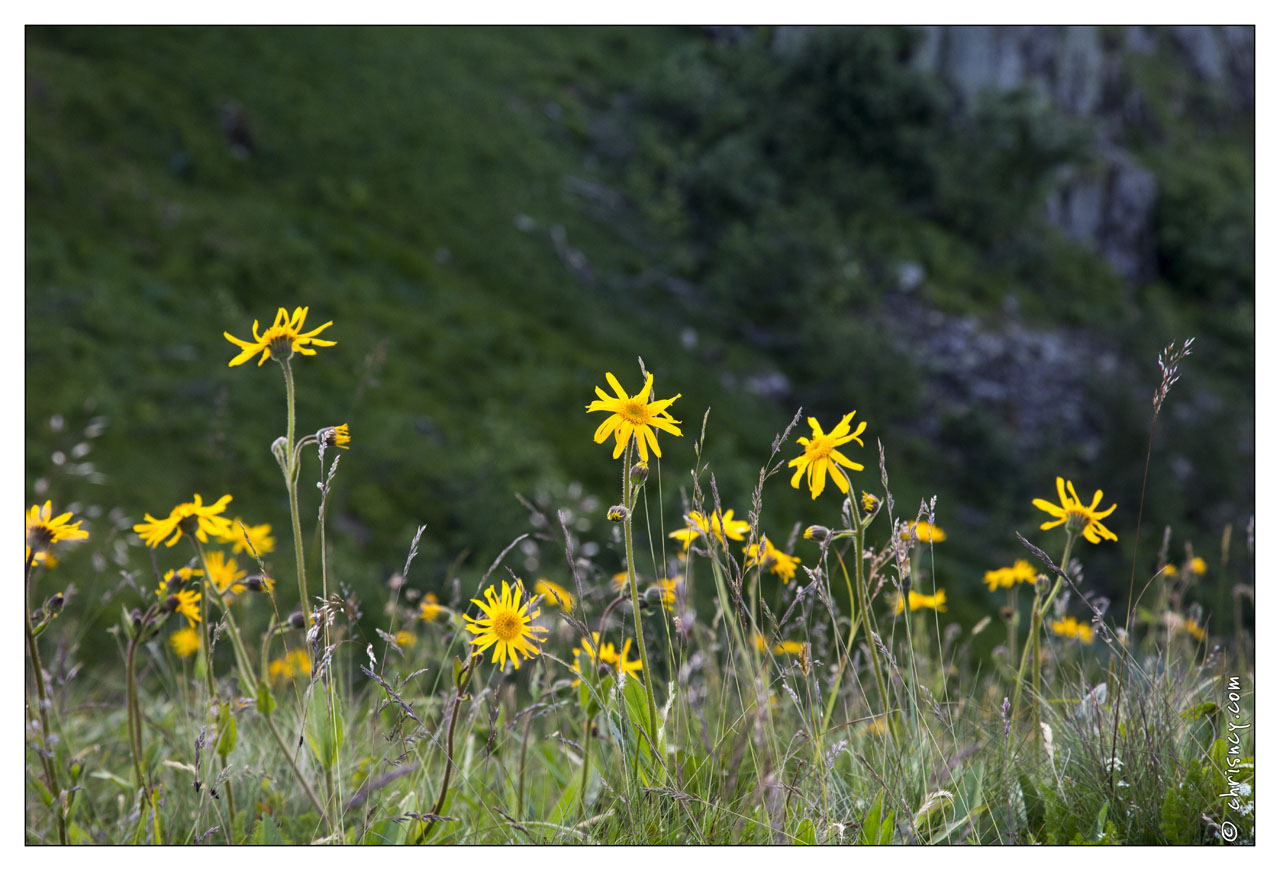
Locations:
24;317;1253;846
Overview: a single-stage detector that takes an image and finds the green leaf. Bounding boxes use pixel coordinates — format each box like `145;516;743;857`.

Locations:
304;691;345;771
254;815;285;845
453;656;463;687
857;790;894;845
1019;773;1045;839
795;817;816;845
215;704;237;757
256;681;276;716
1180;702;1219;720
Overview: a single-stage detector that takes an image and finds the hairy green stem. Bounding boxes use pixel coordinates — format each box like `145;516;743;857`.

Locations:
621;440;661;758
25;551;68;845
1011;531;1075;728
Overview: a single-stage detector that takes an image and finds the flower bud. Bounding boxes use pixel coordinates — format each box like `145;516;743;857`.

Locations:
861;491;880;514
131;608;144;628
164;595;181;614
803;525;830;543
607;505;628;523
44;592;65;619
288;610;307;630
630;460;649;485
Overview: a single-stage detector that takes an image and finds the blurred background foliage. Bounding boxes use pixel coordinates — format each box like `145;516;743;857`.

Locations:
26;25;1253;660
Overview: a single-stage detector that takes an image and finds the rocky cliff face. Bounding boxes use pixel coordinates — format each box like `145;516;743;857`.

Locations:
910;25;1252;286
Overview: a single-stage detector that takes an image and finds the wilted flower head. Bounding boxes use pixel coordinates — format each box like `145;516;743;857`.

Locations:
224;306;336;367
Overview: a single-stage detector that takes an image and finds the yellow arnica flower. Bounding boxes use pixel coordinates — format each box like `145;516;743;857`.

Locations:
1190;556;1207;576
156;566;203;596
743;536;801;584
394;630;417;648
788;412;866;499
169;627;201;659
586;371;682;463
983;559;1037;592
652;577;681;612
751;633;805;656
1049;615;1095;644
419;592;442;623
534;579;575;611
204;550;248;597
463;580;549;671
1161;563;1178;577
322;423;350;450
668;509;751;550
894;589;948;614
571;632;643;685
268;649;312;683
224;306;336;367
26;501;89;550
902;521;947;543
134;494;234;548
220;518;275;557
610;572;630;594
26;547;58;569
1183;617;1207;642
167;589;203;627
1032;477;1117;545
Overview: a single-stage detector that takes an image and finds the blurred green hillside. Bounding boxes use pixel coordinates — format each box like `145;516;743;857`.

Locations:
26;26;1253;651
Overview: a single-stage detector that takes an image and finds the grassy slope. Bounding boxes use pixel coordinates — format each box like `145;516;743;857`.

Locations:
26;26;1253;654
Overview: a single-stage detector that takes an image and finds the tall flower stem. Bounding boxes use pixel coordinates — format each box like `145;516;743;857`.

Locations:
1011;531;1075;728
279;358;311;629
25;551;67;845
416;654;478;845
622;440;661;756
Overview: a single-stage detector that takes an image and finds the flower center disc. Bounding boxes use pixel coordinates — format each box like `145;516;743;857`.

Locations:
620;400;648;424
493;611;521;641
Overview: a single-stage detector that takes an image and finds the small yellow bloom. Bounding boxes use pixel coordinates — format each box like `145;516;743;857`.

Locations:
609;572;630;594
134;494;234;549
983;559;1037;592
219;518;275;556
902;521;946;543
204;550;248;597
166;589;203;627
26;501;89;550
268;649;312;683
462;580;549;671
1190;557;1207;576
1049;615;1095;644
652;577;681;612
1032;477;1117;545
224;306;336;367
322;423;350;450
750;633;806;656
534;579;575;611
668;509;751;550
788;412;866;499
586;371;682;463
571;632;643;684
26;547;59;569
156;566;203;595
419;592;442;623
743;536;801;584
894;589;948;614
861;491;880;513
169;627;201;659
1183;617;1206;642
1161;563;1178;577
394;630;417;648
